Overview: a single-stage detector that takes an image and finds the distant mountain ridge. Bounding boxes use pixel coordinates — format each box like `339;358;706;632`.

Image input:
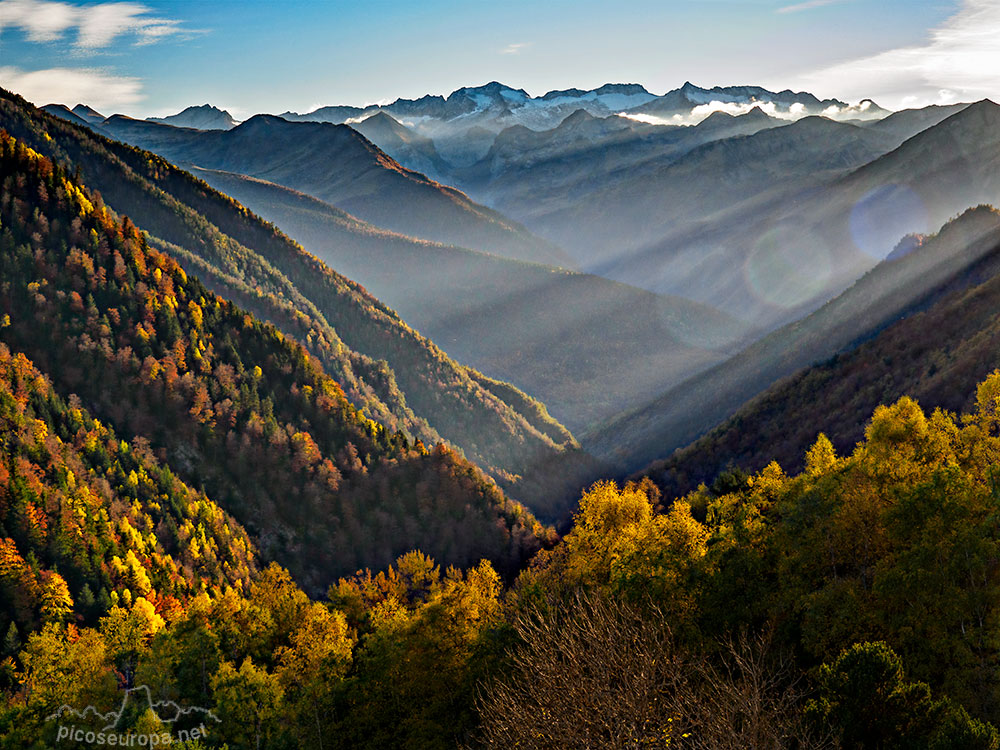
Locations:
275;80;887;167
280;80;883;132
71;103;105;124
100;112;576;266
41;103;96;130
149;103;238;130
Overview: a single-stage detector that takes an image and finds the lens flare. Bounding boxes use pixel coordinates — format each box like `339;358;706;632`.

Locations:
744;223;833;310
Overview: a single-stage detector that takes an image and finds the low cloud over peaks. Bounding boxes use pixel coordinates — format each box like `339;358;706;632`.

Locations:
618;97;876;127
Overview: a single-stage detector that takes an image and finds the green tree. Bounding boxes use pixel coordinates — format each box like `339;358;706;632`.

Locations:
211;657;284;750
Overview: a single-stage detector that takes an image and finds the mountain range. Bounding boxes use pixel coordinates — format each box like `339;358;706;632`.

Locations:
445;100;996;336
35;105;748;441
281;80;883;134
44;84;998;447
38;82;1000;498
277;80;886;166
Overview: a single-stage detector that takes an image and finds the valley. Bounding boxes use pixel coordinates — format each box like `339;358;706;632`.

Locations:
6;4;1000;741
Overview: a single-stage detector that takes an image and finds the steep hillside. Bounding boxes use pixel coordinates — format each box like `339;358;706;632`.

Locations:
601;205;1000;486
0;124;549;591
581;103;1000;330
100;113;575;267
351;111;450;182
0;88;579;511
863;102;970;140
183;166;751;434
0;342;257;640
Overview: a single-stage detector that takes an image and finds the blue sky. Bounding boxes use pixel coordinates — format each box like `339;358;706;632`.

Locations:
0;0;992;118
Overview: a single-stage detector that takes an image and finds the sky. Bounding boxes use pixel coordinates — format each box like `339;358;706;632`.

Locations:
0;0;994;118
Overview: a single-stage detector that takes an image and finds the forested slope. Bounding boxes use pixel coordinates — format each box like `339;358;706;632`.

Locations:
0;88;580;511
0;130;547;593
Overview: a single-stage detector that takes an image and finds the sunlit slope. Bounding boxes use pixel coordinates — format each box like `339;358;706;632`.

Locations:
0;128;549;591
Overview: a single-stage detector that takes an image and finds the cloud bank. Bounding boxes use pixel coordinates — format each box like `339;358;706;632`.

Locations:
618;97;876;127
788;0;1000;108
0;66;143;108
0;0;188;49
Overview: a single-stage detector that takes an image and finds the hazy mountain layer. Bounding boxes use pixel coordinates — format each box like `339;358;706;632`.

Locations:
0;88;579;514
100;114;575;267
589;204;1000;475
637;205;1000;499
511;103;1000;334
186;166;752;435
451;107;783;237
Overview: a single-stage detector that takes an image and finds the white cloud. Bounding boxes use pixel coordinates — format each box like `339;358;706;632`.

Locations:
618;101;789;127
617;112;674;125
788;0;1000;109
776;0;845;14
0;0;188;49
617;97;878;127
501;42;528;55
691;99;783;120
0;65;143;109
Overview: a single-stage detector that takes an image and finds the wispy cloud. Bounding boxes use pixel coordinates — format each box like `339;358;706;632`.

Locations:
500;42;528;55
0;65;143;108
788;0;1000;108
0;0;191;49
776;0;845;14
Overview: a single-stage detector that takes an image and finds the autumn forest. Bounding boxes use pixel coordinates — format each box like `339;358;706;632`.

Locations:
3;18;1000;747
